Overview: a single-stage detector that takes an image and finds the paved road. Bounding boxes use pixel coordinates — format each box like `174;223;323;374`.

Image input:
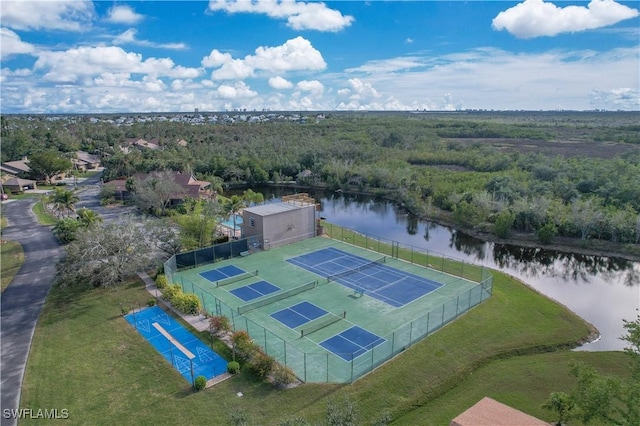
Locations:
0;171;135;425
0;199;62;426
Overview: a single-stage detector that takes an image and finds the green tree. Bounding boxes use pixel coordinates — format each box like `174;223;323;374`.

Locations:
56;215;154;288
494;210;515;239
132;171;184;216
537;222;558;244
76;208;102;228
52;218;80;244
222;195;246;237
542;392;576;426
48;188;80;218
27;151;72;184
175;200;217;250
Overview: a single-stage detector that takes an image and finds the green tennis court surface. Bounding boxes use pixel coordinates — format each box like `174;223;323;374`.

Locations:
171;236;491;383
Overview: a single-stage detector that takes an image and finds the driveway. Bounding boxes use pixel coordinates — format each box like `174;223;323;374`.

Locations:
1;199;62;426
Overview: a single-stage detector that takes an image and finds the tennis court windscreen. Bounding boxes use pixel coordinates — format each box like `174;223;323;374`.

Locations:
217;270;258;287
327;256;386;283
237;280;318;314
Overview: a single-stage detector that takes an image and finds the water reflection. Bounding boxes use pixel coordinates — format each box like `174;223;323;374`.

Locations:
492;244;639;286
236;186;640;350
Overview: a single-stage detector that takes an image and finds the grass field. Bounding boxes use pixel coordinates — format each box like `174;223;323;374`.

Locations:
1;241;24;292
19;265;631;425
32;198;57;226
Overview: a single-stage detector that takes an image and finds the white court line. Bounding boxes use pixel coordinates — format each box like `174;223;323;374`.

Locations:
152;322;195;359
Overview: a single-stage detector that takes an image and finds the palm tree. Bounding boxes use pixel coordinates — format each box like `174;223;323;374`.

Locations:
49;188;80;218
242;189;264;206
77;208;102;228
222;195;246;238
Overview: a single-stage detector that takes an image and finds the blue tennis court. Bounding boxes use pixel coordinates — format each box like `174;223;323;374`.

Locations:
320;326;386;361
199;264;245;283
271;301;328;329
230;280;280;301
125;306;227;383
287;247;443;307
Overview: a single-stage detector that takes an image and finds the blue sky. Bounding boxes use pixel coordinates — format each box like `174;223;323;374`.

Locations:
1;0;638;113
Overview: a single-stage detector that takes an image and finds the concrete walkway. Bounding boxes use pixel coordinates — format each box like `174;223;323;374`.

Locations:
1;199;63;426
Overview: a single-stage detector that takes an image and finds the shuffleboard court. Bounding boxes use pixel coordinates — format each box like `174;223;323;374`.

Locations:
199;264;245;283
230;280;280;301
125;306;227;383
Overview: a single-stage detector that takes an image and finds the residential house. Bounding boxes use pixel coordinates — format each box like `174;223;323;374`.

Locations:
1;177;37;193
104;171;212;205
72;151;101;171
126;137;161;150
0;159;31;177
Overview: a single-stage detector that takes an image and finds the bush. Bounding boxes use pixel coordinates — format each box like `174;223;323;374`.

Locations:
537;222;558;244
271;364;297;389
248;351;275;378
232;331;258;361
227;361;240;374
209;315;231;334
194;375;207;391
155;274;168;289
147;298;156;307
172;292;201;315
494;210;515;239
162;284;182;301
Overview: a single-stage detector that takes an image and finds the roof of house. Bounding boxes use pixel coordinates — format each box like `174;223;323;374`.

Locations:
1;159;31;174
2;177;37;187
450;397;549;426
74;151;101;164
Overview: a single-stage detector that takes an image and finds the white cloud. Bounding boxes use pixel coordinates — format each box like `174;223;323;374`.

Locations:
589;87;639;110
208;0;354;31
269;76;294;89
0;28;36;59
106;5;145;25
493;0;640;38
0;0;94;31
112;29;188;50
217;82;257;99
34;46;201;83
208;36;326;80
297;79;324;94
202;49;233;68
342;47;640;111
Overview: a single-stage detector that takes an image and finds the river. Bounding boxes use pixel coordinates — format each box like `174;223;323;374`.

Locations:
235;186;640;351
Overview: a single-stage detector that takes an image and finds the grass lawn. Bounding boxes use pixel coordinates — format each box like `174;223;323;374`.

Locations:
1;241;24;292
20;271;630;425
32;198;57;226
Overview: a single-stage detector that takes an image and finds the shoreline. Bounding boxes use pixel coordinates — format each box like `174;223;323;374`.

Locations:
261;183;640;262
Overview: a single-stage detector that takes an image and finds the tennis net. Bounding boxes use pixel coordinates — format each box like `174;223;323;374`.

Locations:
300;311;346;338
327;256;386;283
237;280;318;314
216;270;258;287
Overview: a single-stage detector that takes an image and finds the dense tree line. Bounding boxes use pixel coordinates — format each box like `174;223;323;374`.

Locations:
2;112;639;246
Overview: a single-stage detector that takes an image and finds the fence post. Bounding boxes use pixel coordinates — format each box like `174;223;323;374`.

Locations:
326;353;329;383
408;321;413;347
